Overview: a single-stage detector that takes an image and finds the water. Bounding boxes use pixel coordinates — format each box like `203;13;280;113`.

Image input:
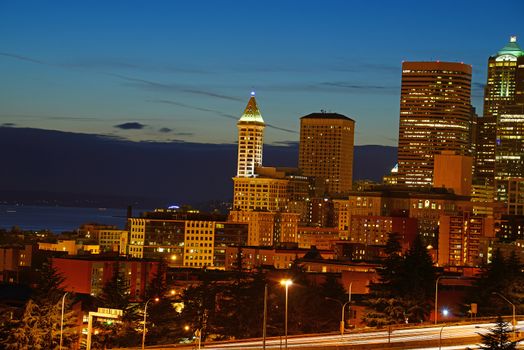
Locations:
0;205;135;233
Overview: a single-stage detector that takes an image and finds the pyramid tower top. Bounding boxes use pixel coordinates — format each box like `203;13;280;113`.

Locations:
238;92;264;125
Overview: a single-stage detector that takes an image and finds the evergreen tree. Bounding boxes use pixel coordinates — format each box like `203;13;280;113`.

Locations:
179;275;217;341
2;261;78;349
142;260;185;345
478;316;517;350
400;235;436;323
363;233;406;326
32;259;66;304
363;233;436;326
214;269;267;339
93;263;140;348
2;299;76;350
320;273;347;301
466;249;524;316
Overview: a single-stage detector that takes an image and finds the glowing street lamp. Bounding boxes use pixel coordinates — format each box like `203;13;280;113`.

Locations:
142;297;159;350
280;279;292;350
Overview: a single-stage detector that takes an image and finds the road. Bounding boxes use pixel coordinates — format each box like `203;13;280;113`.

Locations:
134;320;524;350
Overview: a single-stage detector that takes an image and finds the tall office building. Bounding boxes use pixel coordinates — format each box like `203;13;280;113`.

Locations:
397;61;473;186
483;36;524;117
495;113;524;201
230;94;300;245
236;92;265;178
475;36;524;186
299;112;355;195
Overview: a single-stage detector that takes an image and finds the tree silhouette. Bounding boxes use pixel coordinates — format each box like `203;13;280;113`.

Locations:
478;316;517;350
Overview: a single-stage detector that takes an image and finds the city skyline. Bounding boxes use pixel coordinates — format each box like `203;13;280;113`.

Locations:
1;1;523;146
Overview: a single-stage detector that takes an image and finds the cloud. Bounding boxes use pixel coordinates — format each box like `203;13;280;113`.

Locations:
332;62;399;73
159;127;172;133
173;132;194;136
472;82;485;91
108;73;243;102
1;123;16;127
147;99;238;121
114;122;146;130
0;52;47;65
271;140;299;147
319;81;394;91
147;99;297;133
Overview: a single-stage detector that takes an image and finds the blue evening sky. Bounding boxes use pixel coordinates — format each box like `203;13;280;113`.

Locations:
1;0;523;146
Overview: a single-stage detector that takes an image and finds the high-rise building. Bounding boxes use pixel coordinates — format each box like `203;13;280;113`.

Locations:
397;61;473;187
438;212;495;267
230;94;300;245
483;36;524;117
236;92;265;178
299;112;355;195
495;113;524;201
475;36;524;186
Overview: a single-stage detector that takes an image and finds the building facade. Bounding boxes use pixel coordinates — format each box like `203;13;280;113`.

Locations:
397;61;473;186
495;114;524;201
299;112;355;195
236;92;265;178
126;213;248;269
475;36;524;187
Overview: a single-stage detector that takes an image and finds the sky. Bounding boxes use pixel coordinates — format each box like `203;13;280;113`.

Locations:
1;0;523;146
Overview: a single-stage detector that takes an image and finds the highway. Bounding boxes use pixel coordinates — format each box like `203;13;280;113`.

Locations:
135;320;524;350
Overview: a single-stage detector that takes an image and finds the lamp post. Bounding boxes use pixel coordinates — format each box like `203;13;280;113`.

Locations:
280;279;292;350
492;292;516;336
263;283;268;350
59;292;68;350
434;276;443;325
435;276;461;325
325;298;351;336
142;297;159;350
438;323;448;350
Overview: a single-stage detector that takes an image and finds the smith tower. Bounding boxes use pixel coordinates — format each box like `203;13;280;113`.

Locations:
230;93;297;246
397;61;473;187
236;92;265;177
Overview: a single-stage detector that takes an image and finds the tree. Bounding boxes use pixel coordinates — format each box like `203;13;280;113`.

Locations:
363;234;436;326
142;260;185;345
466;249;524;317
93;263;140;348
363;233;406;326
478;316;517;350
1;260;78;349
400;235;436;323
179;275;218;341
1;299;77;350
32;259;66;304
214;269;267;339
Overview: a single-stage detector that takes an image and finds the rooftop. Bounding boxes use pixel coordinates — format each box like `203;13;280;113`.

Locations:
301;112;354;121
496;36;524;57
238;92;265;125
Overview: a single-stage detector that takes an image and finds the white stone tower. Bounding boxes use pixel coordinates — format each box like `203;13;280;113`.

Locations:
236;92;265;177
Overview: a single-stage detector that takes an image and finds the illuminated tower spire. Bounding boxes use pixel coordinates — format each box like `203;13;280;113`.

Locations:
236;92;265;177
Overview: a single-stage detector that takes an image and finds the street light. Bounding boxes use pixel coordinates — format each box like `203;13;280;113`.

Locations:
142;297;159;350
435;276;461;324
438;323;448;350
59;292;68;350
325;297;351;336
280;279;293;350
492;292;516;336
